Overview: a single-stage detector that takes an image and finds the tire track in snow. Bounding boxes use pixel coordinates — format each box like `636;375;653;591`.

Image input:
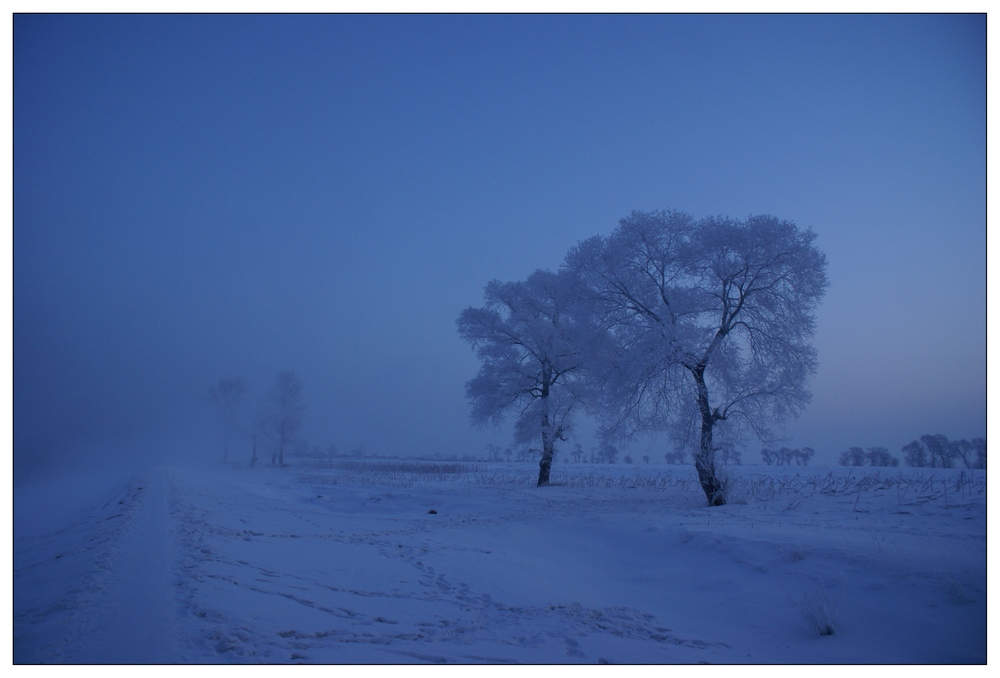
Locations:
71;467;181;663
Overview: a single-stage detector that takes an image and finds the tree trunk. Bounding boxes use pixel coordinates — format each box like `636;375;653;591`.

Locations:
691;366;725;506
537;425;555;486
536;378;555;487
276;423;286;466
537;445;554;487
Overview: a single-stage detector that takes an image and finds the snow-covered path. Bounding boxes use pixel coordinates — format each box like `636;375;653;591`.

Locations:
13;460;987;664
69;468;180;663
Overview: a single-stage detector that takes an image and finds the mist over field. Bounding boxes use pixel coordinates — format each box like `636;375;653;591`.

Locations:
13;14;985;477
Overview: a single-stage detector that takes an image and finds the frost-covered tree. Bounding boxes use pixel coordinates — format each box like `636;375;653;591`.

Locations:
567;210;828;505
266;370;304;466
457;269;594;486
209;377;247;463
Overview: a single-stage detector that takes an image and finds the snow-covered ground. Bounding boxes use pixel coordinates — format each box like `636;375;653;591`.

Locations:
13;459;986;664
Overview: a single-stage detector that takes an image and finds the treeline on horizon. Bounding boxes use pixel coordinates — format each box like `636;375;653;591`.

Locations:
269;433;987;471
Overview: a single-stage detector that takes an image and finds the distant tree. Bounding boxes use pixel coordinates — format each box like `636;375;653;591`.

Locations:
457;269;595;486
902;439;929;467
665;450;687;465
901;435;986;469
839;446;867;467
900;434;961;468
761;446;811;465
250;402;274;468
623;454;634;464
484;443;503;462
760;448;776;465
505;447;513;462
209;377;247;463
865;446;898;467
718;444;742;465
971;437;986;469
571;443;584;463
250;432;260;468
796;447;815;466
951;439;973;469
642;455;650;464
774;447;795;465
601;443;619;464
920;434;946;468
921;434;957;468
266;370;304;466
566;210;828;505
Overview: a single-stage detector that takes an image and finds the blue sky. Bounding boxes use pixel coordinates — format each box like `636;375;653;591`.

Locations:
13;14;986;472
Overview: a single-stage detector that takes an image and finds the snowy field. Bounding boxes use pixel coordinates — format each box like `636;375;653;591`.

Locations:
13;459;986;664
